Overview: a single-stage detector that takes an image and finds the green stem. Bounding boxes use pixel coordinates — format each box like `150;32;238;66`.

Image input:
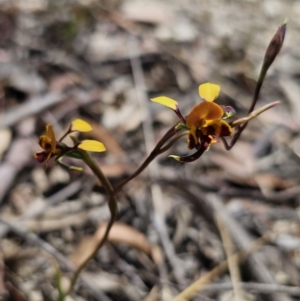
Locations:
56;268;65;301
64;150;118;298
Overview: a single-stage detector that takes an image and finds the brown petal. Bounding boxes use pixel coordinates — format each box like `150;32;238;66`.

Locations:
201;120;232;137
186;102;223;128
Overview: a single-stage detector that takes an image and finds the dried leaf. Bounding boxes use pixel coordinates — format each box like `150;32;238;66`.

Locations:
70;222;163;267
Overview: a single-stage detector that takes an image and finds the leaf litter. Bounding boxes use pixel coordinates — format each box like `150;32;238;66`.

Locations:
0;1;300;301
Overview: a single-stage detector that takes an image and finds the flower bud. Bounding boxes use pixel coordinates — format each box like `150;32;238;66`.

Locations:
263;20;286;71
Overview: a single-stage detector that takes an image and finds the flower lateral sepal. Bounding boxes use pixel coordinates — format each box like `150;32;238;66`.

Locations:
169;146;207;163
56;155;84;172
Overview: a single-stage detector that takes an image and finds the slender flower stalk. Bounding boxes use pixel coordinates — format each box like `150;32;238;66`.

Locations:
222;21;286;150
232;101;280;127
35;120;116;301
63;148;118;299
114;121;181;191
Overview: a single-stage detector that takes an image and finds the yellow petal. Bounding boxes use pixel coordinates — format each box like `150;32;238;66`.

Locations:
78;140;106;152
46;124;56;151
199;83;220;102
151;96;178;110
71;119;92;132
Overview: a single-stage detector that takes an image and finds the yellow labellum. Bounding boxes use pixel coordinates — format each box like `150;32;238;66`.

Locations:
71;119;92;132
78;140;106;152
199;83;220;102
151;96;178;110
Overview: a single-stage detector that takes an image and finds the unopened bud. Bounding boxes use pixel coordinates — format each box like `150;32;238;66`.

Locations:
263;20;286;71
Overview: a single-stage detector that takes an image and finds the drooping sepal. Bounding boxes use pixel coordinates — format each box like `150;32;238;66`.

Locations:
169;146;207;163
56;156;83;171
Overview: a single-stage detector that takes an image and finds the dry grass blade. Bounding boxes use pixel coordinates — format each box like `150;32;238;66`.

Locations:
171;233;269;301
216;214;245;301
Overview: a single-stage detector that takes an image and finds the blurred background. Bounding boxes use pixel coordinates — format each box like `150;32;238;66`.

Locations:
0;0;300;300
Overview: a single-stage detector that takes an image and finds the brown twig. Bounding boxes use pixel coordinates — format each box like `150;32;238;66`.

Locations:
216;215;245;301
